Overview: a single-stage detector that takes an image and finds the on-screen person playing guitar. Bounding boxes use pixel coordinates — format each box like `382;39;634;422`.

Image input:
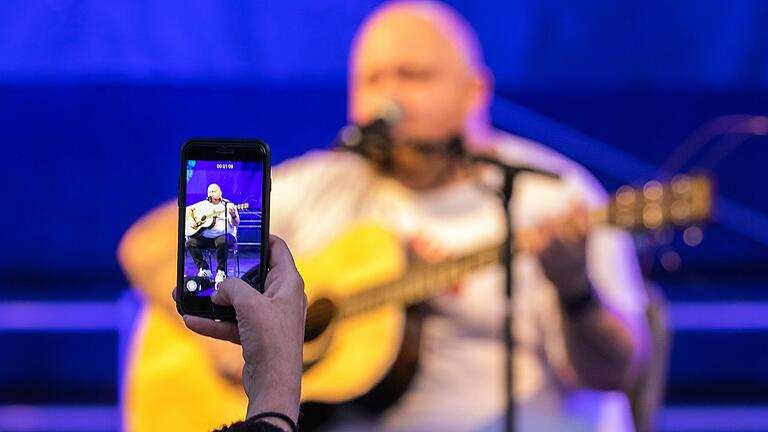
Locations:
186;183;240;286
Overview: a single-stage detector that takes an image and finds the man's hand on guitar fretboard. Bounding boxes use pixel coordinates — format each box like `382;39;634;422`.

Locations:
408;235;450;264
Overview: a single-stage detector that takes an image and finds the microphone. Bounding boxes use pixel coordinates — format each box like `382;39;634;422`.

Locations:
337;101;402;170
337;102;559;183
337;102;469;169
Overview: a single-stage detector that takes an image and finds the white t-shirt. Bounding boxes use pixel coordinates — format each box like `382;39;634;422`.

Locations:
271;132;647;432
189;200;238;239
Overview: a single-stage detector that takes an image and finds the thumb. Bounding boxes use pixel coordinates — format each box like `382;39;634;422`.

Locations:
211;277;262;308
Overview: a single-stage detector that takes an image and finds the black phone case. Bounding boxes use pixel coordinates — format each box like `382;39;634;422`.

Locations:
175;138;271;321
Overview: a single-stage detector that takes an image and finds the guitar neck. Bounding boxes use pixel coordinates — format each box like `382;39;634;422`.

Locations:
212;203;247;217
337;243;503;319
335;175;712;319
336;204;611;319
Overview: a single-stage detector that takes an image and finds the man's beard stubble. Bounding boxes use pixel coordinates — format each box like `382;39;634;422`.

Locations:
387;136;466;190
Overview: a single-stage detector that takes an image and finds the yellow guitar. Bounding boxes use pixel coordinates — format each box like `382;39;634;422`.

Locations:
125;176;712;431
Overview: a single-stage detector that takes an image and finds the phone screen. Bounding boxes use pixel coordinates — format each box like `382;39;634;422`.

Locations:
178;140;270;318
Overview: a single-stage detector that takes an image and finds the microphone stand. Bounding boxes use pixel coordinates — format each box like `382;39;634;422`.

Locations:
469;155;559;432
337;112;559;431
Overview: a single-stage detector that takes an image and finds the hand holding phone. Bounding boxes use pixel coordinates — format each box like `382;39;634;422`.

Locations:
183;235;306;426
177;138;271;321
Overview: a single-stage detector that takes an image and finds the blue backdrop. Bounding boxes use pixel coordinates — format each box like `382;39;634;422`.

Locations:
1;1;767;431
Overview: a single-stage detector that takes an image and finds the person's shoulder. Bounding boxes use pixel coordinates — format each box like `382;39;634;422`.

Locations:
491;131;586;178
274;149;372;183
491;131;607;205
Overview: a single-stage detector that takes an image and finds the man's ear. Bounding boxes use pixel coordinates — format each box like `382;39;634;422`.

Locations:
470;67;494;114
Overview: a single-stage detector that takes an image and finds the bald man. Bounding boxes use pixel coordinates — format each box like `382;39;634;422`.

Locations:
120;2;650;431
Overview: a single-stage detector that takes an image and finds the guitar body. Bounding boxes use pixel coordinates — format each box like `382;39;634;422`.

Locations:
126;223;413;430
184;217;215;237
125;305;247;431
300;307;426;431
300;223;409;403
125;176;713;430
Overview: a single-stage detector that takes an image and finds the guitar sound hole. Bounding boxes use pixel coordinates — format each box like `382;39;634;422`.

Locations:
305;298;335;342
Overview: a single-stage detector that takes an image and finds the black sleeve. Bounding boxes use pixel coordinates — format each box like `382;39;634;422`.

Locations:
213;420;285;432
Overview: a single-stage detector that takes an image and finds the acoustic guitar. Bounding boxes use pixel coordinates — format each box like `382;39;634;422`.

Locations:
185;203;249;237
125;176;712;431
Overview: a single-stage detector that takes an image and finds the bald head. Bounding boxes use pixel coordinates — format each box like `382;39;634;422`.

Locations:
207;183;222;202
352;1;485;76
349;1;492;145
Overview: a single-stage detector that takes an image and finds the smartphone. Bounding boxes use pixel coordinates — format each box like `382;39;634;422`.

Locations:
176;138;271;320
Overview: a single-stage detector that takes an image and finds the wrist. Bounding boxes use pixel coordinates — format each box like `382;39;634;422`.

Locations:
244;366;300;424
558;279;599;320
553;270;591;300
246;412;297;432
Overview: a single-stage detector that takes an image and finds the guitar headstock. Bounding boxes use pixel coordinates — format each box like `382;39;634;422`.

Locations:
237;203;250;210
607;175;713;231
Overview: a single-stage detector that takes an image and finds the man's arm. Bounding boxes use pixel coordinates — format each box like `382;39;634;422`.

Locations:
117;200;179;317
526;207;651;391
187;205;197;226
557;274;644;390
229;205;240;227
